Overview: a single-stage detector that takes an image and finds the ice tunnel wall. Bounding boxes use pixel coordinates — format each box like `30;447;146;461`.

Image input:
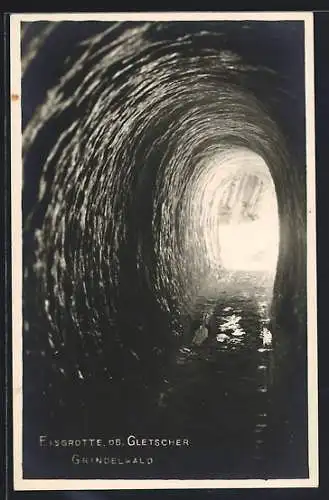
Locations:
22;21;306;387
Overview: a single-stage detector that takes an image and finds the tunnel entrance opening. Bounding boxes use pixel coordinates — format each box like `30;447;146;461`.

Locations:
215;154;279;276
186;147;280;320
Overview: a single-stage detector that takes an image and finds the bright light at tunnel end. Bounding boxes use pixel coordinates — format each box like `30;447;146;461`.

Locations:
187;147;279;280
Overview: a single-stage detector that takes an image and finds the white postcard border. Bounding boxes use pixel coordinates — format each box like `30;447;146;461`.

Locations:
10;11;318;491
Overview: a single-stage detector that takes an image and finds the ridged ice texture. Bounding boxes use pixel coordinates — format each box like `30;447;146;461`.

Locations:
23;22;304;381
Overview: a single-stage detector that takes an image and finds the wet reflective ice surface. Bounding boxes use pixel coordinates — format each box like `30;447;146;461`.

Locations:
148;280;275;478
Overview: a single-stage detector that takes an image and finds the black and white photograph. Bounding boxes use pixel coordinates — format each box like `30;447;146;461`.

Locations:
10;12;318;490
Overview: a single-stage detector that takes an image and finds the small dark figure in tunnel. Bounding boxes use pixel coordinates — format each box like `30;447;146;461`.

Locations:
192;311;213;346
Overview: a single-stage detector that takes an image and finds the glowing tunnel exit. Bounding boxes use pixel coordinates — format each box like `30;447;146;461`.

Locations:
215;150;279;274
190;147;280;280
